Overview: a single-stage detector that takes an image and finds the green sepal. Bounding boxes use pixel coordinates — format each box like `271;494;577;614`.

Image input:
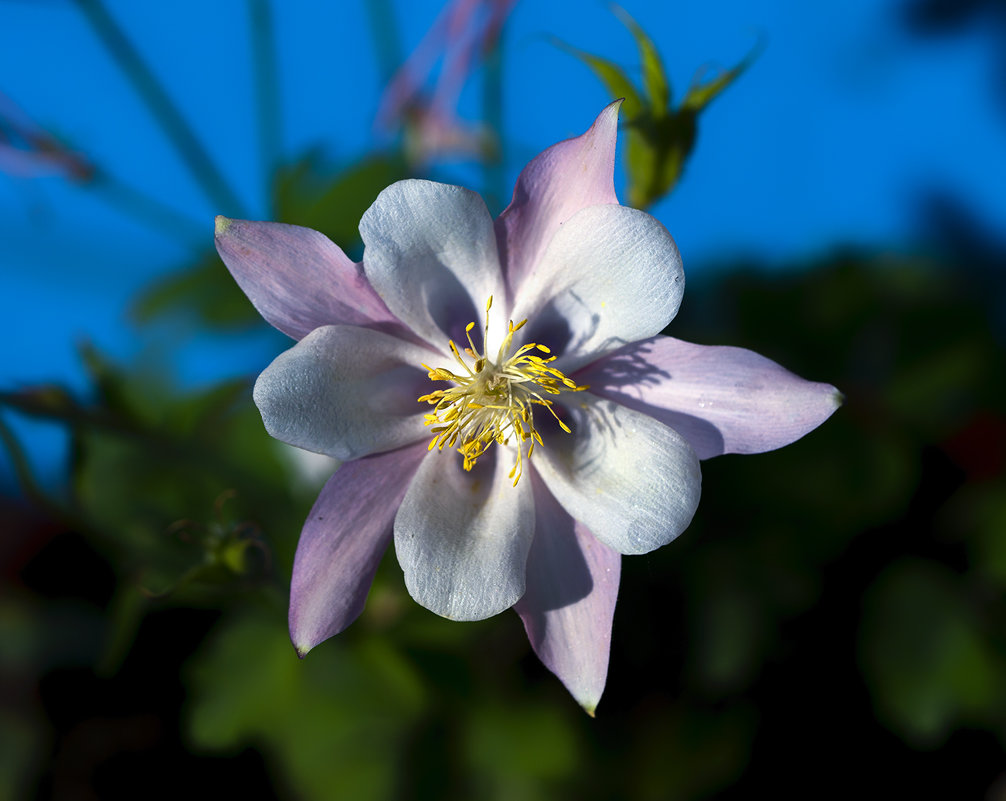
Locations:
682;37;765;112
558;8;762;208
611;4;670;113
550;37;644;120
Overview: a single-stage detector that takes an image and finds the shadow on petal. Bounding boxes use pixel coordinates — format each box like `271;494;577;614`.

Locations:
577;336;838;459
515;470;622;714
575;337;670;389
522;471;594;613
519;298;575;358
417;264;481;348
577;338;728;455
522;289;638;370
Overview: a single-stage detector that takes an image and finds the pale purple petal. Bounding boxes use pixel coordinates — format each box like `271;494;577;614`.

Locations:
495;101;621;298
510;204;683;373
253;325;435;460
290;442;428;655
514;475;620;716
577;336;843;459
214;217;404;341
359;179;506;354
534;392;701;556
394;447;535;621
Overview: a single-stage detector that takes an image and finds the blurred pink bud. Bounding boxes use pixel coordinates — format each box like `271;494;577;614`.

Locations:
0;91;93;182
376;0;517;164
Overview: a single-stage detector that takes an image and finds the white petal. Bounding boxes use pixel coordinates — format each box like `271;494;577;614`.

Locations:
510;204;683;373
394;447;535;621
533;392;701;555
360;179;507;354
253;325;435;460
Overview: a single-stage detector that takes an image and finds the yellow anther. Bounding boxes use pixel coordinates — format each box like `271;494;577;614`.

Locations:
417;297;586;485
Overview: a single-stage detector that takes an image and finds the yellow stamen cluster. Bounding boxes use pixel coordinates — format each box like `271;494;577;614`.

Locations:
417;296;586;486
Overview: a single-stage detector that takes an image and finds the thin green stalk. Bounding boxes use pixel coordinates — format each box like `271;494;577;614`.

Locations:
0;414;60;515
482;22;506;215
73;0;249;217
90;168;205;242
248;0;281;214
364;0;403;84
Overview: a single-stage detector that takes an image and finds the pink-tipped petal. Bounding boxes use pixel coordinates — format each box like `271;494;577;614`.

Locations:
578;336;843;460
495;101;621;299
515;475;621;716
214;217;403;340
290;441;428;655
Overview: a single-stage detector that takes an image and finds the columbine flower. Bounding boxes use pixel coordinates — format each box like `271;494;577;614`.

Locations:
215;102;840;714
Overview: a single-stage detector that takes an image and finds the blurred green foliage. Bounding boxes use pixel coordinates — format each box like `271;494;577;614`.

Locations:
861;559;1002;745
675;256;1006;756
187;615;426;800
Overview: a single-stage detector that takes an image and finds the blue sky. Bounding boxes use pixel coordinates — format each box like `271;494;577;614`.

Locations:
1;0;1004;482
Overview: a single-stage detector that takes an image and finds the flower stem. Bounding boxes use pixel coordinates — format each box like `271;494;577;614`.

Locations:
0;414;67;522
248;0;281;215
364;0;403;84
72;0;249;217
89;167;205;242
482;15;506;215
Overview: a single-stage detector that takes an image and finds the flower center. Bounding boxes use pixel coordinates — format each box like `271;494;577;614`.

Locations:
417;296;586;486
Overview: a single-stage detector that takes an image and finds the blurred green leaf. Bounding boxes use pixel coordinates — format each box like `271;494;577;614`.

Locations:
611;4;669;112
971;485;1006;585
628;705;756;801
4;344;306;609
941;478;1006;586
0;711;42;801
132;250;259;330
273;151;411;260
623;112;695;210
551;38;643;119
681;41;762;112
186;614;425;801
689;578;765;693
463;701;578;799
860;560;1004;747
